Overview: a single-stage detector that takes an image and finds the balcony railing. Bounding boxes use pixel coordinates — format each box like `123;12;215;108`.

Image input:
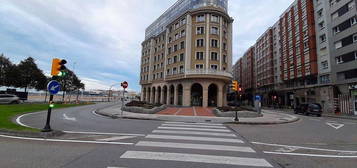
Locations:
186;69;233;78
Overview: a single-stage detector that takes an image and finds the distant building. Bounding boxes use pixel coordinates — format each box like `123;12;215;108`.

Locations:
140;0;234;107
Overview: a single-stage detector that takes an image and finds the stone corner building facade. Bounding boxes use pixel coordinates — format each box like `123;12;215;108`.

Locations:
140;0;234;107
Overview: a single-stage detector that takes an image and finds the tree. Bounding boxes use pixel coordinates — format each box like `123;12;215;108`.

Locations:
16;57;47;92
57;69;85;102
0;54;18;87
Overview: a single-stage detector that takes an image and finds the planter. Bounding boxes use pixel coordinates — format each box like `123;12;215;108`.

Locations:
122;105;167;114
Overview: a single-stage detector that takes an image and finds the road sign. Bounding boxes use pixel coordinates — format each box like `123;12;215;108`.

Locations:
121;81;128;89
47;80;61;95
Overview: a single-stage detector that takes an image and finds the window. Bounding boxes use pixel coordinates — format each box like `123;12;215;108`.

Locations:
196;27;205;34
211;39;218;47
335;41;342;49
354;34;357;43
210;65;218;70
319;34;326;43
168;47;172;54
223;55;227;63
318;21;325;30
196;52;204;60
167;69;171;75
173;67;177;74
174;56;177;63
196;39;204;47
181;18;186;25
336;56;343;64
175;33;179;40
195;64;204;69
351;17;357;25
211;27;219;35
179;53;184;61
168;58;172;64
180;41;185;49
223;43;227;50
179;66;184;73
174;45;178;52
211;52;218;61
181;30;186;37
321;61;328;69
317;9;323;18
333;26;340;34
197;15;205;22
211;15;219;22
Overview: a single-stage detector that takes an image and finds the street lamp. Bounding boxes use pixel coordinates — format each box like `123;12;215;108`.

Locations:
108;83;120;102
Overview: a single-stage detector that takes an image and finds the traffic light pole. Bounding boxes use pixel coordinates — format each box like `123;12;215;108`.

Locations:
234;91;239;122
42;94;53;132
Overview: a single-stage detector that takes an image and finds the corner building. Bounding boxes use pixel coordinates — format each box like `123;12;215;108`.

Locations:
140;0;234;107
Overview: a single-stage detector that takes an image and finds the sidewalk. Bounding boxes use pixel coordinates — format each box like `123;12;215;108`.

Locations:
97;105;299;124
263;107;357;121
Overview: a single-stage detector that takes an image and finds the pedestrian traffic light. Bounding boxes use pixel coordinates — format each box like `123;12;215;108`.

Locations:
49;101;54;108
51;58;67;76
231;80;239;91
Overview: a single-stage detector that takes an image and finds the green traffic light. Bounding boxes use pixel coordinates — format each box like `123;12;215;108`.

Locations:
58;71;67;77
49;104;55;108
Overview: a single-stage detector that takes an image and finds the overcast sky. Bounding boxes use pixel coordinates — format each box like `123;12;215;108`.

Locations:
0;0;294;92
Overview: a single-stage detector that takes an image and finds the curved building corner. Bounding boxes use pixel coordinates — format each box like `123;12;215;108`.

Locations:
139;0;233;107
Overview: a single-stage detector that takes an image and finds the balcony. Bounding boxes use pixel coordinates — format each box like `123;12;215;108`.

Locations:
186;69;233;79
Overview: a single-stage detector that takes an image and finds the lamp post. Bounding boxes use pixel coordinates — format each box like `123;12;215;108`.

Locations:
108;83;120;102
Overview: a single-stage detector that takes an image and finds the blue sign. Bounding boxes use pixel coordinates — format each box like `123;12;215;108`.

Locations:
255;95;261;101
47;80;61;95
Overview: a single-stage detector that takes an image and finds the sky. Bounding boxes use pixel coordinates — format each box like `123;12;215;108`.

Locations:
0;0;294;92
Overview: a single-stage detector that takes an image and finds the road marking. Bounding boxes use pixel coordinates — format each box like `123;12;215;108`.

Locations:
120;151;273;167
16;112;43;128
152;130;237;137
63;131;145;136
164;121;223;126
161;123;226;129
158;126;231;132
136;141;255;152
264;151;357;158
326;122;344;130
0;134;133;145
145;134;244;143
97;136;136;141
63;113;76;121
252;142;357;153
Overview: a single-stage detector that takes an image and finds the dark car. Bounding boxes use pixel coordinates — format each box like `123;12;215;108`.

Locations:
295;103;322;117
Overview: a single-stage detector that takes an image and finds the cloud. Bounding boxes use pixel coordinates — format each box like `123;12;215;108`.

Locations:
0;0;294;92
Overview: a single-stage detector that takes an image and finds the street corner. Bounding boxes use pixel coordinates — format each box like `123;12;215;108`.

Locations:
157;107;216;117
225;110;300;125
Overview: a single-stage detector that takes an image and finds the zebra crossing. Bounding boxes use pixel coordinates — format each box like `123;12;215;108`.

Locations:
118;121;274;167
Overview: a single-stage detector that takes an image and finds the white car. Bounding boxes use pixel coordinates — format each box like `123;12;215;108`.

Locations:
0;94;20;104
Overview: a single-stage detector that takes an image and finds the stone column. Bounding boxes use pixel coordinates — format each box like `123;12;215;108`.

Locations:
183;83;191;106
167;88;171;105
141;87;144;101
223;86;228;106
218;84;223;107
160;88;165;104
147;89;150;103
174;85;178;106
203;87;208;108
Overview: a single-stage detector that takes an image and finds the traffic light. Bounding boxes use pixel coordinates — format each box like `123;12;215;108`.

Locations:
51;58;67;76
49;101;54;108
231;80;239;91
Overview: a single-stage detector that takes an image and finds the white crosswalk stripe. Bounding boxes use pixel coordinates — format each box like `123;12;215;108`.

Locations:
146;134;244;143
152;129;237;137
157;126;231;132
161;123;227;129
136;141;256;152
120;151;273;167
117;122;274;167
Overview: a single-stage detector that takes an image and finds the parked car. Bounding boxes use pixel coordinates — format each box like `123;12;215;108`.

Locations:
0;94;20;104
294;103;322;117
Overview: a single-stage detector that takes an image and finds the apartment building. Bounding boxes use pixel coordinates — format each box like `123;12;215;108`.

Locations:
140;0;234;107
328;0;357;114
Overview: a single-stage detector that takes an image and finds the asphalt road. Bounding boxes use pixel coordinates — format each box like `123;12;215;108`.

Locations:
1;103;357;168
1;102;277;168
228;111;357;168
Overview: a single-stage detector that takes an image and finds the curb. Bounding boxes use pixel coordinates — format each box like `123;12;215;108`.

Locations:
0;129;65;139
225;117;300;125
322;114;357;121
